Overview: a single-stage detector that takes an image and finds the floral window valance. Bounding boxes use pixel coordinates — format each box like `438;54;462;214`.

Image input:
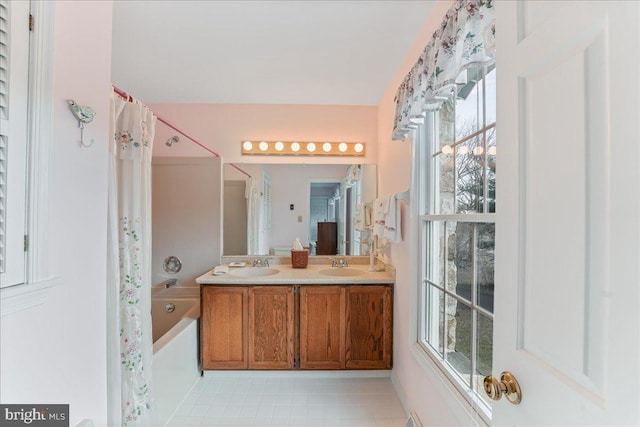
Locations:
392;0;496;141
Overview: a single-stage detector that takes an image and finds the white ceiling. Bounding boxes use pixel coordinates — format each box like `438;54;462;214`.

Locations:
111;1;435;105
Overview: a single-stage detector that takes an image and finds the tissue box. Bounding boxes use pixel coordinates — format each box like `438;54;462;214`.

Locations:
291;250;309;268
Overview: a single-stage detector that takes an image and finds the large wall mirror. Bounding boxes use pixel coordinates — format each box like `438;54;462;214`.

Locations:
223;163;377;256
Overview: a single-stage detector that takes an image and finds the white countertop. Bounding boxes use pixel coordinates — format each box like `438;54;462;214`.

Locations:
196;263;394;285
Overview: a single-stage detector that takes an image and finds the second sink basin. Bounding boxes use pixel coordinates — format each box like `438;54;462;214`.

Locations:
230;267;280;277
318;268;366;277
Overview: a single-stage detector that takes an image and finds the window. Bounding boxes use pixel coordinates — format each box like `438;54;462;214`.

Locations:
0;0;30;288
0;0;57;314
416;65;496;415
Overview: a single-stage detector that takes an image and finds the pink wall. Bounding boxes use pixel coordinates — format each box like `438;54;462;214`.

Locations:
149;103;378;165
376;0;473;425
0;2;113;425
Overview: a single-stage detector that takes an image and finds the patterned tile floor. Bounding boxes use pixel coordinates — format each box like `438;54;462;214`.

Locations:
167;374;407;427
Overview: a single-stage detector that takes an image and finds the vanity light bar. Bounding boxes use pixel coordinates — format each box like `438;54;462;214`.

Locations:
241;141;366;156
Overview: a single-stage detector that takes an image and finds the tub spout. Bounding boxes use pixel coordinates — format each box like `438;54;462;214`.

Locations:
163;278;178;288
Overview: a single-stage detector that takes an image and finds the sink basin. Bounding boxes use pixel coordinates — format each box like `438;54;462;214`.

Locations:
230;267;280;277
318;268;366;277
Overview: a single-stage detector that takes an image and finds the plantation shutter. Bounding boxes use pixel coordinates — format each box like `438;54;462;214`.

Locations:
0;0;29;288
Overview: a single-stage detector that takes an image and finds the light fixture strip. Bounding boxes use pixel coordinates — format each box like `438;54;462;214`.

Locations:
241;141;366;156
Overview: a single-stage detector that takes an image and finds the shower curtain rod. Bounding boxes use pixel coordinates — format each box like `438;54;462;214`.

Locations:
112;85;252;179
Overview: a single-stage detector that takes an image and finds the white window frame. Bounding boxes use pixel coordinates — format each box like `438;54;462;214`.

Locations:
0;1;59;316
410;67;496;424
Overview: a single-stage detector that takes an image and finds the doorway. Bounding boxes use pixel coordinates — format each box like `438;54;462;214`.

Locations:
308;181;342;254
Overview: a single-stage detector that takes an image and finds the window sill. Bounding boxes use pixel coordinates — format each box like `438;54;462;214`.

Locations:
409;342;490;427
0;277;62;316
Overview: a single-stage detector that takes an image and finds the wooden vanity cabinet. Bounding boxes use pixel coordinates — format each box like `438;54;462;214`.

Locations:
299;286;346;369
201;286;248;369
248;286;295;369
201;283;393;370
345;286;393;369
201;285;294;370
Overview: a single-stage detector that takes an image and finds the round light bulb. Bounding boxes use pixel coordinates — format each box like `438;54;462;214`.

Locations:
291;142;300;152
473;146;484;156
488;146;497;156
441;144;453;154
259;141;269;151
354;143;364;153
458;146;470;155
243;141;253;151
323;142;332;152
338;143;348;152
275;141;284;151
307;142;316;153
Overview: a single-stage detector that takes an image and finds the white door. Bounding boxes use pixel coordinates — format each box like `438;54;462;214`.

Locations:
493;1;640;425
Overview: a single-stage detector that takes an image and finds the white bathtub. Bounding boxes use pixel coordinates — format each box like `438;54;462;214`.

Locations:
151;286;200;426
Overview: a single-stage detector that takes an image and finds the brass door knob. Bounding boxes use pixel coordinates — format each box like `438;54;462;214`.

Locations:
483;371;522;404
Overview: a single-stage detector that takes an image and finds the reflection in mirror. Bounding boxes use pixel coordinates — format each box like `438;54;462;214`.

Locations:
223;163;377;256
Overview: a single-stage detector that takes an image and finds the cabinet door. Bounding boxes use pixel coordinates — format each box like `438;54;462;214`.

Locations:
300;286;345;369
248;286;295;369
201;286;248;369
345;286;393;369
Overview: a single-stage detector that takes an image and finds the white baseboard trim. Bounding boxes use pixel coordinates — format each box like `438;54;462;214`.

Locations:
390;370;410;418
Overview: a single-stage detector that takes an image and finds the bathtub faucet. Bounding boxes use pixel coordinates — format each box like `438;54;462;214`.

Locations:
163;278;178;288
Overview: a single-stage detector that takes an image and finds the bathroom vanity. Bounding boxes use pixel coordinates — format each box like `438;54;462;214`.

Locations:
196;262;394;370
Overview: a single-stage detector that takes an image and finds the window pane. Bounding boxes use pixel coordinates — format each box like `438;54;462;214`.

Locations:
426;221;447;287
476;313;493;408
437;151;455;215
440;98;455;147
426;221;449;288
485;66;496;126
436;99;455;215
446;297;471;387
455;136;484;214
455;68;484;140
453;222;473;303
424;284;445;358
486;128;496;213
476;223;495;313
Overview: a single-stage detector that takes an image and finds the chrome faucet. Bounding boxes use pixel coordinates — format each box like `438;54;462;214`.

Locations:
253;258;270;267
163;278;178;288
331;257;349;268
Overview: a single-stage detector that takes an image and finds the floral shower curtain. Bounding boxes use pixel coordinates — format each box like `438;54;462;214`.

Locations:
108;91;156;426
